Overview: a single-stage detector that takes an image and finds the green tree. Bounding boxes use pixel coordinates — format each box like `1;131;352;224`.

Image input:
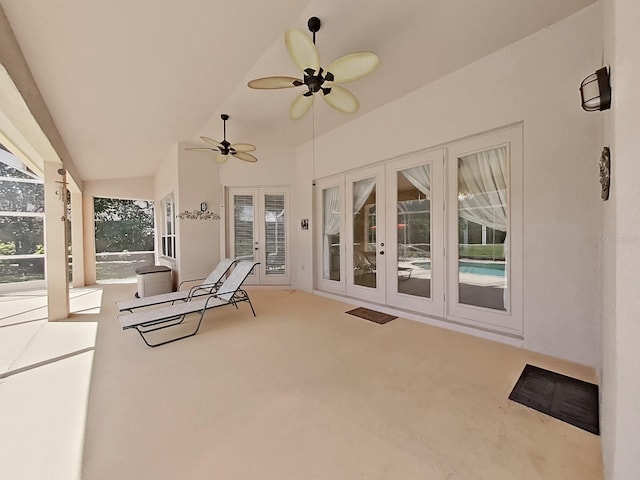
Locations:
94;197;155;252
0;161;45;255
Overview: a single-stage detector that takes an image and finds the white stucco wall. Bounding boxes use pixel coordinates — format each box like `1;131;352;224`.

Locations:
153;147;179;277
601;0;640;478
175;144;221;283
291;5;603;367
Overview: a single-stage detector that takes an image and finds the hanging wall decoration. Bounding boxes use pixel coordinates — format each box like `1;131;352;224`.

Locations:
177;210;220;220
599;146;611;201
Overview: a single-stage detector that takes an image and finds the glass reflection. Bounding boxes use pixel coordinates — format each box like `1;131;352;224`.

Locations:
457;146;508;311
396;165;431;298
352;177;376;288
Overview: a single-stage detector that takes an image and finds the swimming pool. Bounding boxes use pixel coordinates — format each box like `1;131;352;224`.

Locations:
408;260;505;277
459;261;505;277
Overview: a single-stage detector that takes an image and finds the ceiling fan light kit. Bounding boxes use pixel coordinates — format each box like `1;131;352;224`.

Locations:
248;16;379;120
185;114;257;163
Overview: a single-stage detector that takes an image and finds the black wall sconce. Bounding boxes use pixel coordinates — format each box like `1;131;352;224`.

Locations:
580;67;611;111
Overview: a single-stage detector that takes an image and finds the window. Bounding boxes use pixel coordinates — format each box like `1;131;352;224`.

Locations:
160;192;176;258
0;147;45;284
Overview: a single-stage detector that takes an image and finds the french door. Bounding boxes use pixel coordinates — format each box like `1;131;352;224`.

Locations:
345;166;386;303
315;125;522;335
316;151;444;314
228;187;290;285
385;150;444;316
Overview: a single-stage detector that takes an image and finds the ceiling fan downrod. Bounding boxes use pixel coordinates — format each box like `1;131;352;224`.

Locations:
220;114;230;153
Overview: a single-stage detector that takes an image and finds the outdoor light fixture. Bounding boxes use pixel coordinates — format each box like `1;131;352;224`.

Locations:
580;67;611;112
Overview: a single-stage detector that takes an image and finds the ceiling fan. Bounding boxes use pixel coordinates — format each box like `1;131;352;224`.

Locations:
247;16;379;120
185;114;257;163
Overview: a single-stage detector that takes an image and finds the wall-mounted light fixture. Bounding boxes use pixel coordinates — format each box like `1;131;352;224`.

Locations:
580;67;611;111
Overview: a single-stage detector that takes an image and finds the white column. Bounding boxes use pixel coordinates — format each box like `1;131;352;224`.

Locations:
43;162;69;320
82;192;97;285
70;191;85;287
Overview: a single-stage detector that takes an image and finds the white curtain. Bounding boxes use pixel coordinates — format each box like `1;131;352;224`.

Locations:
323;186;340;279
352;177;376;214
458;146;509;310
400;164;431;198
458;147;507;231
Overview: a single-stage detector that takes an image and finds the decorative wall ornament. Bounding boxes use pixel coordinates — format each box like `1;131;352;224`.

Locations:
599;146;611;201
177;210;220;220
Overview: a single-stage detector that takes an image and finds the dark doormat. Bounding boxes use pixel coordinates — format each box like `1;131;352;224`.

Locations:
345;307;397;325
509;364;600;435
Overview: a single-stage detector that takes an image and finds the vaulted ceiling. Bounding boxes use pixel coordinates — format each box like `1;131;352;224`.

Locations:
0;0;596;181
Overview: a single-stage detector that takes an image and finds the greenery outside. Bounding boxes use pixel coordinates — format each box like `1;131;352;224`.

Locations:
94;197;155;281
0;154;45;283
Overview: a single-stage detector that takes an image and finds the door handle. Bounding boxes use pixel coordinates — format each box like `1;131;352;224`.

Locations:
380;251;385;255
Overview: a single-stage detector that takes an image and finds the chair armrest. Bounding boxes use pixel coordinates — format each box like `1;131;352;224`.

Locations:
178;277;206;291
186;281;220;298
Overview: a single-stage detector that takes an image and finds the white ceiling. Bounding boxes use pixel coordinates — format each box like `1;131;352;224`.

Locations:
0;0;595;182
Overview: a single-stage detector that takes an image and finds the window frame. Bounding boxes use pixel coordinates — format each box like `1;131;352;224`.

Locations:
160;192;176;259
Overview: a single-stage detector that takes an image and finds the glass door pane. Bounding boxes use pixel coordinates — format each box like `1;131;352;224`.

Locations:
457;146;508;311
233;194;255;262
264;193;286;276
315;176;345;295
346;166;385;304
352;176;377;288
396;165;431;298
322;185;340;281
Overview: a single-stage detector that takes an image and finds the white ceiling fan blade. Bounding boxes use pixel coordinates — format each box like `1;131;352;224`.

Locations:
233;152;258;163
322;85;359;114
285;28;320;73
290;93;315;120
231;143;256;153
185;147;216;152
247;76;302;89
327;52;380;83
201;136;223;148
216;154;229;164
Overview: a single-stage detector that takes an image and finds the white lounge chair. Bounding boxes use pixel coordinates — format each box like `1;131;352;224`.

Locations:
117;258;237;312
118;261;259;347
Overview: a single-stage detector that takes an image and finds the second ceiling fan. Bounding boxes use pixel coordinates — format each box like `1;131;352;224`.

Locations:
186;114;257;163
248;17;379;120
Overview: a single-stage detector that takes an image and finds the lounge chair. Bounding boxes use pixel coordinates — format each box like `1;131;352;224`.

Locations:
118;261;259;347
117;258;237;312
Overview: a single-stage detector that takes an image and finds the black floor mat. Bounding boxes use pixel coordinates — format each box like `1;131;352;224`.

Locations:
345;307;397;325
509;364;600;434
